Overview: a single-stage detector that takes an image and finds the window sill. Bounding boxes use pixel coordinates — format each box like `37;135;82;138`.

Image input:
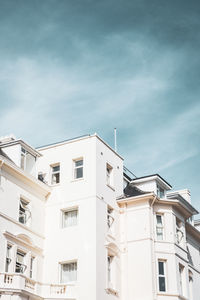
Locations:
50;183;60;187
106;184;115;191
71;178;84;183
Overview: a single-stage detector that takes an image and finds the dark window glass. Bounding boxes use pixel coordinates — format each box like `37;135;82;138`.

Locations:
159;277;166;292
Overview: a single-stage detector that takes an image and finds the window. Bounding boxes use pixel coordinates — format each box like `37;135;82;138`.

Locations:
189;271;193;300
19;198;31;225
21;147;26;170
179;264;186;296
156;214;164;240
157;185;165;198
62;209;78;227
15;250;26;273
5;244;12;272
60;262;77;283
107;255;113;283
107;206;114;230
176;218;184;246
30;257;34;278
158;260;166;292
106;163;113;186
74;159;83;179
51;164;60;184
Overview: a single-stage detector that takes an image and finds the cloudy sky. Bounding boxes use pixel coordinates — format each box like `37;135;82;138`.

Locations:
0;0;200;211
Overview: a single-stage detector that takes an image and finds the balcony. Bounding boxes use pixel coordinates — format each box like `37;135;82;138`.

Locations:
0;273;77;299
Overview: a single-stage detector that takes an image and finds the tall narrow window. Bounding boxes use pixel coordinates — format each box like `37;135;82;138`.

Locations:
62;209;78;227
5;245;12;272
189;271;193;300
156;214;164;240
157;185;165;198
107;255;113;283
51;164;60;184
21;147;26;170
176;218;184;246
158;260;166;292
15;250;26;274
179;264;186;296
19;198;31;225
74;159;83;179
107;206;114;231
30;257;34;278
106;163;113;186
60;262;77;283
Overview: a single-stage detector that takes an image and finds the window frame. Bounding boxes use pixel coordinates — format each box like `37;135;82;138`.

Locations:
5;244;12;272
60;261;77;283
176;218;184;247
73;158;83;180
18;197;31;225
15;249;27;274
157;185;165;198
61;207;78;228
158;260;167;292
50;163;60;185
156;213;164;241
106;163;114;187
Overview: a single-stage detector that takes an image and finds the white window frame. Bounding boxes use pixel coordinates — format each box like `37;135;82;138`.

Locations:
176;218;184;246
50;163;60;185
156;214;164;241
73;158;83;180
62;208;78;228
179;263;186;296
188;270;193;300
15;250;27;274
107;206;115;232
60;261;77;283
30;256;35;278
19;198;31;225
21;147;26;170
5;244;12;272
106;163;113;187
158;260;167;292
157;185;165;198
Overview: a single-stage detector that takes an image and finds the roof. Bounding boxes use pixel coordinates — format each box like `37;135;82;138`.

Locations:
131;173;172;189
123;183;149;198
37;133;124;160
0;148;15;163
0;139;42;157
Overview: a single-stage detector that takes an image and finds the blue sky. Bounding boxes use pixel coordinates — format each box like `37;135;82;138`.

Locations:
0;0;200;212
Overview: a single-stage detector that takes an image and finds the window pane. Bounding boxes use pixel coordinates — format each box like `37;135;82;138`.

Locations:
63;210;78;227
61;262;77;282
159;277;166;291
52;173;60;184
76;167;83;178
156;215;162;225
75;160;83;167
52;165;60;172
157;228;163;240
158;261;164;275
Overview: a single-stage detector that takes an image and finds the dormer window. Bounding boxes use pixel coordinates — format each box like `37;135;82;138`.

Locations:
20;147;36;173
21;147;26;169
157;185;165;198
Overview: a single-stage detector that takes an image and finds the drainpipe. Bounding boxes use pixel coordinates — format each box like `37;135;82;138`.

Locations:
150;195;157;300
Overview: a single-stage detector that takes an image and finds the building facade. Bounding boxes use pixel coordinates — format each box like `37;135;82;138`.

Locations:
0;134;199;300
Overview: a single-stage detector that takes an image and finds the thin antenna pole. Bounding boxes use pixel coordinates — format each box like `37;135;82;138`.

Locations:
114;128;117;152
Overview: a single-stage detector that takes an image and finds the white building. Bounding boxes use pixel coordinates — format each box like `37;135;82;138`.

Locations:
0;134;199;300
